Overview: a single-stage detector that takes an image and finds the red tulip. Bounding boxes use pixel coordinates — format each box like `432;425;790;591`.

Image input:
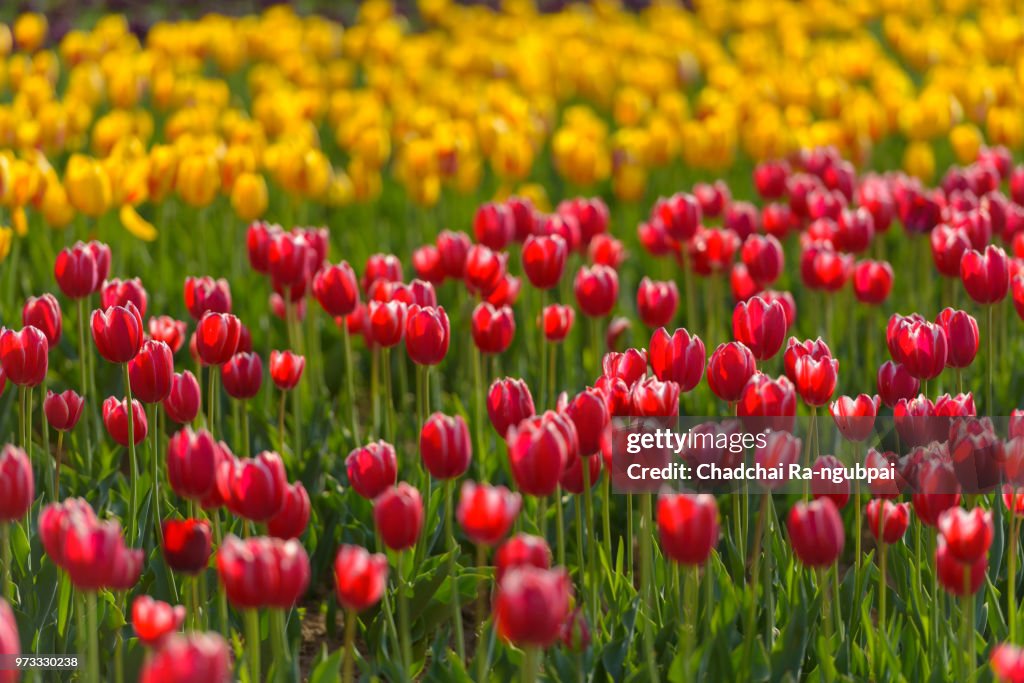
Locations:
220;352;263;400
559;451;601;494
630;377;680;416
485;273;521;308
103;397;147;446
162;518;212;575
403;305;449;365
496;566;572;647
793;354;839;406
754;431;802;490
636;278;678;328
938;506;993;563
334;544;388;612
559;197;609;247
800;242;852;291
687;227;740;276
889;317;948;381
195;313;242;366
931;224;972;277
865;499;910;544
876;361;920;407
852;260;893;304
786;498;844;567
457;481;522;546
754;160;789;199
138;632;232;683
654;192;701;241
101;278;148;318
936;538;986;596
1014;275;1024;322
912;460;962;527
183;277;231;319
560;607;591;653
638;218;674;256
542;304;575;343
267;231;312;286
539;212;581;252
762;290;796;328
267;481;310;539
420;412;472;480
165;371;201;424
313;262;360;317
961;244;1010;304
436;231;471;280
589;234;625;270
63;517;141;590
724;201;759;241
565;388;609;457
507;197;537;242
44;390;85;432
507;411;575;496
495;534;552;583
128;339;174;404
39;498;98;567
91;302;144;364
603;348;648;385
464;245;507;296
648;328;705;392
782;336;831;383
374;483;424;551
54;241;100;299
222;452;286;522
471;303;515;354
408;279;437;308
132;596;185;647
474;202;514;250
0;326;48;388
22;293;62;348
935;308;979;368
487;378;536;438
247;221;281;274
707;341;757;404
730;263;761;302
573;264;618;318
657;493;719;565
605;317;631;352
992;643;1024;683
810;455;850;509
148;316;187;354
167;427;220;501
829;394;879;442
266;350;305;391
367;300;407;348
732;296;786;360
737;374;796;433
762;203;796;238
412;245;444;284
0;445;33;522
216;535;309;609
345;441;398;500
740;234;784;285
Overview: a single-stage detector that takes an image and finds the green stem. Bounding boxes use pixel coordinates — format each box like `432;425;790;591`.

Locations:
77;298;93;475
1;523;9;604
521;646;541;683
987;304;995;414
639;493;659;683
555;486;566;567
273;609;292;682
241;403;251;458
245;609;261;683
445;479;465;660
583;459;598;628
397;551;412;680
123;364;139;546
383;348;395;444
278;391;287;455
343;608;358;683
87;591;99;683
341;324;360;444
472;346;486;480
1011;510;1019;643
214;513;229;632
371;348;381;438
208;366;218;437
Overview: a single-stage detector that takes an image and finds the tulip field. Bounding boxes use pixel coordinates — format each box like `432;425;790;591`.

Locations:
8;2;1024;682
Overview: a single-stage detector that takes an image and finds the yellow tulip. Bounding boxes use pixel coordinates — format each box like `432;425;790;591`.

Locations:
41;179;74;228
902;140;936;182
0;226;11;262
230;171;268;221
13;13;47;53
949;123;983;164
175;153;220;208
64;154;111;217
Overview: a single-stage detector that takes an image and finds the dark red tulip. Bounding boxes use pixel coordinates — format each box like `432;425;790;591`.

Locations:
0;326;48;387
495;533;552;583
724;201;759;240
457;481;522;546
408;279;437;308
565;388;610;457
890;317;948;381
786;498;844;567
266;350;304;391
913;459;962;527
436;231;471;280
222;452;287;522
935;308;978;368
810;455;850;509
44;390;84;432
334;544;388;612
737;374;796;432
687;227;740;276
793;354;839;407
876;361;920;407
495;566;572;647
103;397;147;446
464;245;507;296
783;337;832;384
740;234;784;285
630;377;680;417
654;192;701;241
936;538;986;596
184;277;231;319
129;340;174;404
754;160;789;199
220;352;263;400
161;518;212;575
22;293;61;348
707;341;757;404
931;224;972;277
345;441;397;500
54;242;100;299
487;378;536;438
866;499;911;544
267;482;310;540
247;221;281;274
420;412;472;480
657;493;719;565
471;303;515;354
148;316;186;354
101;278;148;318
507;196;537;242
131;595;185;647
474;202;514;250
267;231;311;286
732;296;786;360
588;234;625;270
835;207;875;253
313;262;360;317
636;278;678;328
165;371;201;424
91;302;144;364
853;260;893;304
542;304;575;343
368;300;407;348
0;445;32;522
574;264;618;318
961;244;1010;304
167;427;219;501
138;631;231;683
638;218;674;256
829;394;879;442
992;643;1024;683
507;411;575;496
559;451;601;494
374;483;423;551
194;313;241;366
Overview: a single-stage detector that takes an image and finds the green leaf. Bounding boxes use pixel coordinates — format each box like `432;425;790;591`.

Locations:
310;646;343;683
57;572;72;638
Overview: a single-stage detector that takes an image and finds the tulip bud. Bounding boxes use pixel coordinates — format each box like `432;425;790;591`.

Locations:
487;378;536;439
0;445;33;522
102;397;147;446
420;413;472;480
334;544;388;612
138;632;232;683
222;452;287;522
269;350;305;391
574;264;619;318
44;390;85;432
657;493;719;565
787;498;844;567
267;482;310;540
495;566;572;647
636;278;679;328
131;596;185;647
345;441;398;500
161;518;212;575
471;303;515;354
405;306;450;365
866;499;911;544
374;483;424;551
183;277;232;320
221;352;263;400
0;326;49;387
22;293;62;349
457;481;521;546
542;304;575;343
